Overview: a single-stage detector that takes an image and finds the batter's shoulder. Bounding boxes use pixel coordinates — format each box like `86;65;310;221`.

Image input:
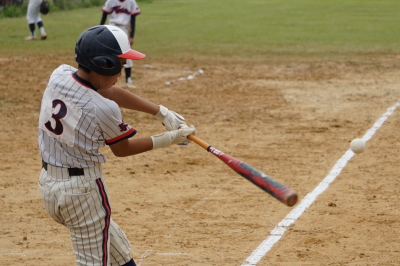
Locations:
52;64;77;75
48;64;76;81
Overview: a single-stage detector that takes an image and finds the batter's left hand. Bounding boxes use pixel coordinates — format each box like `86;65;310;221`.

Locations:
155;105;187;131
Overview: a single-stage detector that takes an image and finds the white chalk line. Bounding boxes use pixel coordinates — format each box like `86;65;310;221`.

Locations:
142;64;205;85
143;64;204;85
156;252;189;256
165;69;204;85
137;249;152;266
241;100;400;266
136;250;188;266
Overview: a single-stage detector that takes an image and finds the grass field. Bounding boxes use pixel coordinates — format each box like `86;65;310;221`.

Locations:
0;0;399;60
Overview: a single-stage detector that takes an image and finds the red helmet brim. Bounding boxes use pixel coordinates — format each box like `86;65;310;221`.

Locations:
118;49;146;60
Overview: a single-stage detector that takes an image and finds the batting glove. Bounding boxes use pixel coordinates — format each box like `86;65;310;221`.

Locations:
155;105;187;131
151;125;196;150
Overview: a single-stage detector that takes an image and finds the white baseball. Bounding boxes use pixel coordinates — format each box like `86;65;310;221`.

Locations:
350;138;366;154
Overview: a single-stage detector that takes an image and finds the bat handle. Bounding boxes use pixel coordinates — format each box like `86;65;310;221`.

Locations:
188;135;210;150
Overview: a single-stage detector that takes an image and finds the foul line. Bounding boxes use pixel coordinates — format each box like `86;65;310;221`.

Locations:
242;101;400;266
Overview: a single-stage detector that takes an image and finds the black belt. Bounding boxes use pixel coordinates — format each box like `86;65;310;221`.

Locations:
42;160;84;177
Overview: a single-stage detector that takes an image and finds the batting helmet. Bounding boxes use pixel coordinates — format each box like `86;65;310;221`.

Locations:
75;25;145;76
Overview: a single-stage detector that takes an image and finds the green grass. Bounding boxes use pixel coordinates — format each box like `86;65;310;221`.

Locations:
1;0;399;61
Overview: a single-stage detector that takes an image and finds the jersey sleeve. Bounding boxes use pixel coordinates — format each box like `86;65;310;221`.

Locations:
131;0;140;15
102;0;113;14
94;95;137;145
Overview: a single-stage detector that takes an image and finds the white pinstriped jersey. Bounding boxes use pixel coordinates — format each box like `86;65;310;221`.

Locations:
102;0;140;26
38;64;136;168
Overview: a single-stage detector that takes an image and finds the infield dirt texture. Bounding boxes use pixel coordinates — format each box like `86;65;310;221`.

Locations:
1;1;400;265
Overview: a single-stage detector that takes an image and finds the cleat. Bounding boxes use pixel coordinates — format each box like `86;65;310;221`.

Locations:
126;77;136;88
25;35;37;40
125;83;137;89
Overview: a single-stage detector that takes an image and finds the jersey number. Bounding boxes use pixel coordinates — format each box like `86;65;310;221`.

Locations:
44;99;67;135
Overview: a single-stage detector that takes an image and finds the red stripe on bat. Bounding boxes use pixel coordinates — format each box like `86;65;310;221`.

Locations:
208;147;298;206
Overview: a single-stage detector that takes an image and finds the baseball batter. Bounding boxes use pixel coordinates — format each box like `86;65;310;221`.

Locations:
25;0;47;40
38;25;196;266
100;0;141;88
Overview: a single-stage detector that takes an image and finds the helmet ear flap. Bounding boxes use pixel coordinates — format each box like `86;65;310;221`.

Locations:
92;56;122;76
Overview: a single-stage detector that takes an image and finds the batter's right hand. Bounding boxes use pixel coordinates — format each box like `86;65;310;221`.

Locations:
151;125;196;150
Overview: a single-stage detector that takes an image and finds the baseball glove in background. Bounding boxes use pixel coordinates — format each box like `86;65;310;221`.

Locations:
40;0;50;14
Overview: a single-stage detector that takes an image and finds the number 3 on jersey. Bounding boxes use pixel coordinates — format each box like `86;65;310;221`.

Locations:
44;99;67;135
39;87;82;147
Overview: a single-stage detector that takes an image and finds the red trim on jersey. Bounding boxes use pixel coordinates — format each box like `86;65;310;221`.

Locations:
96;178;111;266
72;72;98;91
102;7;111;14
105;127;137;145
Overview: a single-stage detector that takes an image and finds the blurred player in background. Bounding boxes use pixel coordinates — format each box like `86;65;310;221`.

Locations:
25;0;47;40
100;0;141;88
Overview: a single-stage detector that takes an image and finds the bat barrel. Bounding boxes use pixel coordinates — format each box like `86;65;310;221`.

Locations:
236;162;298;206
208;146;298;207
188;135;299;207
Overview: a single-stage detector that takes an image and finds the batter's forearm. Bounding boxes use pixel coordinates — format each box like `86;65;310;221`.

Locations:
110;137;153;157
98;85;159;115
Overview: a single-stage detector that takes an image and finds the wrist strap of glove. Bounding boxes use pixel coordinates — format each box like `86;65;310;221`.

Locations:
155;105;168;121
151;132;172;149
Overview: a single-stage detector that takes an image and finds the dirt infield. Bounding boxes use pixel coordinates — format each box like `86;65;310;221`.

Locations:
1;55;400;265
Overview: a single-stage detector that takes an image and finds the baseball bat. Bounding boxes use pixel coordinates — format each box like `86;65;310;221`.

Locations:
187;135;298;207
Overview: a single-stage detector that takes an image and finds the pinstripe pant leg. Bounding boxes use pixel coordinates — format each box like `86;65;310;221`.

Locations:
39;169;112;266
61;178;111;266
109;219;134;266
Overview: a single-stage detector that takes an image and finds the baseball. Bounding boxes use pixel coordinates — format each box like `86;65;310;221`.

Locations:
350;138;366;154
